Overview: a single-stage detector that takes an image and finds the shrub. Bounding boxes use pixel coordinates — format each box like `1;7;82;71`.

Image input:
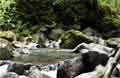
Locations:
0;0;17;30
98;0;120;14
95;16;120;32
16;0;55;25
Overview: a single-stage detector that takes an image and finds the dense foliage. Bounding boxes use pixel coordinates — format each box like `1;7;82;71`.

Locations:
0;0;120;40
0;0;17;30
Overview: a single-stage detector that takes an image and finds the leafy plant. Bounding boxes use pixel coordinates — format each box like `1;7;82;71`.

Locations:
16;0;55;25
0;0;17;30
98;0;120;15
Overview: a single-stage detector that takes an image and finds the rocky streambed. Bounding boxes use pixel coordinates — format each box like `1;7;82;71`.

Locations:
1;37;120;78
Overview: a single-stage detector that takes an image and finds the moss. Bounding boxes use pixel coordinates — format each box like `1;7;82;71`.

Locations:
0;38;13;60
59;29;93;48
0;31;16;41
106;38;120;48
48;28;64;40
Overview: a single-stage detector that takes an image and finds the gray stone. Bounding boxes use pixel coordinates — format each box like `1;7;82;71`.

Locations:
0;38;13;60
1;72;19;78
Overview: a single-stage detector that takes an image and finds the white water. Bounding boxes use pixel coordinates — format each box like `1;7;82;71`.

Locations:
41;70;57;78
0;64;9;76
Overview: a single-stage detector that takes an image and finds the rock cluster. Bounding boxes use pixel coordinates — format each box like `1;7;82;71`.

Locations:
0;61;58;78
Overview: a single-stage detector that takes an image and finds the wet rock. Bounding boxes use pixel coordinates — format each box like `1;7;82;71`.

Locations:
48;64;57;70
27;65;57;78
28;66;43;78
0;38;13;60
12;41;40;49
12;41;41;57
74;65;105;78
78;43;113;55
74;71;102;78
25;42;40;49
105;57;120;78
75;71;100;78
59;30;93;49
48;29;64;41
82;28;106;45
0;31;16;41
0;72;19;78
88;43;113;55
7;63;32;75
19;75;28;78
40;64;57;78
74;63;120;78
44;39;60;48
106;38;120;48
41;64;57;71
82;27;99;37
12;48;31;57
57;51;109;78
103;28;120;38
41;70;57;78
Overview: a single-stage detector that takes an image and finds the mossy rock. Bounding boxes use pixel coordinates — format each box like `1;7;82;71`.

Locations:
0;38;13;60
60;29;93;49
106;38;120;48
31;34;40;43
38;32;47;44
0;31;16;41
48;29;64;40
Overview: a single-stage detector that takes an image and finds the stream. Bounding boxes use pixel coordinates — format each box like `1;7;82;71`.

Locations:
12;48;79;65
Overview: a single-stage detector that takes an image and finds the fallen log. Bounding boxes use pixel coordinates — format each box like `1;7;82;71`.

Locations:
103;47;120;78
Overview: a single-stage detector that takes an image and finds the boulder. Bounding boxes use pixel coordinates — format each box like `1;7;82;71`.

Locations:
78;43;113;55
0;72;19;78
75;65;105;78
59;29;93;49
57;50;109;78
82;27;99;37
83;28;105;45
0;31;16;41
12;48;31;57
7;63;33;75
106;38;120;48
0;38;13;60
48;29;64;41
88;43;113;55
12;41;40;57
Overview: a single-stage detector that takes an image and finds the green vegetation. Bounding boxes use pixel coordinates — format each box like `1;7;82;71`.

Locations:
0;31;16;41
0;0;119;41
98;0;120;14
0;0;17;30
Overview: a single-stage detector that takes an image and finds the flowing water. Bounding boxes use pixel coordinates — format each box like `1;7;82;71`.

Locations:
12;48;79;65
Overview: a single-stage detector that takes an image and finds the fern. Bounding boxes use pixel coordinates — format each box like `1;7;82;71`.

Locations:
99;0;120;14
